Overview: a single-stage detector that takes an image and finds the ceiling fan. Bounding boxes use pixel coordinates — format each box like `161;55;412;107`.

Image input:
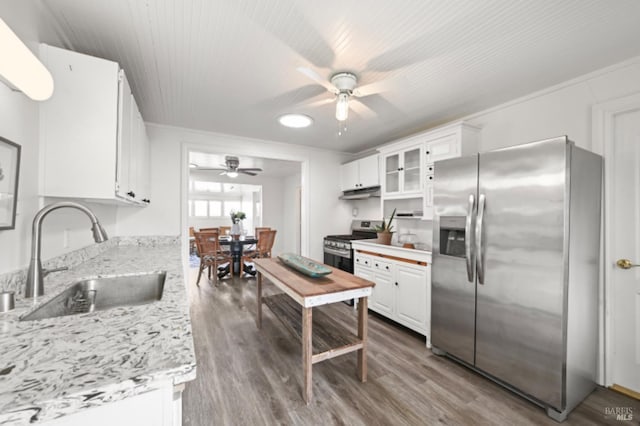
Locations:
193;156;262;178
296;67;392;122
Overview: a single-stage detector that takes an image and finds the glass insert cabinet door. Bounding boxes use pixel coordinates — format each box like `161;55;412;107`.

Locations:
385;153;400;193
403;147;421;192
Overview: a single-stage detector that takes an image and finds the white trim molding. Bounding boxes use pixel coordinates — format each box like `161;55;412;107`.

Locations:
591;91;640;386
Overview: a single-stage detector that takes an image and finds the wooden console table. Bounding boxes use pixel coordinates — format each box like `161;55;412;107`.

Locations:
253;257;375;404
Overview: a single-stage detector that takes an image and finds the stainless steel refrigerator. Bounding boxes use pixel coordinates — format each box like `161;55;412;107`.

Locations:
431;136;602;422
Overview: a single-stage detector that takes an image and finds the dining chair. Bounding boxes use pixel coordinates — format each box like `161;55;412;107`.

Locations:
194;230;232;286
241;230;277;275
254;227;271;239
219;226;231;236
200;227;219;232
247;227;270;250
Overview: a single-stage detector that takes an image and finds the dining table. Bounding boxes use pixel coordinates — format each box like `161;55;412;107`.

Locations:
218;235;258;277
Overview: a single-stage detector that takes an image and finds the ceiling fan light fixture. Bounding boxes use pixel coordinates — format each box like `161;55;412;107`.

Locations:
226;171;239;178
336;93;349;121
278;113;313;128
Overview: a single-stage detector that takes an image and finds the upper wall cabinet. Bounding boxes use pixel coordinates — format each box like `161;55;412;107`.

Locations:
39;44;150;205
339;154;379;192
378;141;424;199
377;121;479;218
422;122;479;219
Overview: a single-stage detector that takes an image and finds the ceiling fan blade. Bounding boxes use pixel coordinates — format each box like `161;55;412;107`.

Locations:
194;167;227;171
240;171;258;176
238;168;263;172
305;97;335;109
353;77;405;98
350;99;378;119
297;67;337;93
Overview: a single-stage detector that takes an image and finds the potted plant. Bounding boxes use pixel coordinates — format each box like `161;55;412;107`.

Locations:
230;211;246;239
375;208;396;245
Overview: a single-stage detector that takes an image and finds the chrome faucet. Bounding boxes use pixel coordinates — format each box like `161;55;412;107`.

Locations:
25;202;109;299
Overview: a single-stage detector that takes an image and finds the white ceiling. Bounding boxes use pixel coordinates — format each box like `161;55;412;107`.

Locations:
189;152;301;178
38;0;640;153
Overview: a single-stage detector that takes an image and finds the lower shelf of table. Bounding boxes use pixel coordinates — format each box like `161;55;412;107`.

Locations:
262;293;363;364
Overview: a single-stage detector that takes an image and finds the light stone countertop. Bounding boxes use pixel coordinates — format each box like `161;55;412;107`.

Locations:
0;239;196;425
351;239;432;262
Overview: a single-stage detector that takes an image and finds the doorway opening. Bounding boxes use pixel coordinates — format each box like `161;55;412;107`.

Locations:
186;150;303;261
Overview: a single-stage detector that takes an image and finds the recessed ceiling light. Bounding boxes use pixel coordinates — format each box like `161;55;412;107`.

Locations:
278;114;313;128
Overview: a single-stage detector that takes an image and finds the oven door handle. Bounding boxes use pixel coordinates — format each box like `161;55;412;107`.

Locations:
323;247;351;258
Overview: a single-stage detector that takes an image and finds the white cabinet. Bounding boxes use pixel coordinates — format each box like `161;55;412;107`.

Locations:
40;382;183;426
422;122;479;220
352;242;431;342
376;121;478;219
396;263;429;331
380;144;423;198
339;154;379;191
39;44;150;205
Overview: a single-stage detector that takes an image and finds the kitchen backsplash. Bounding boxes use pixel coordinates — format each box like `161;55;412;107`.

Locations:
393;219;433;250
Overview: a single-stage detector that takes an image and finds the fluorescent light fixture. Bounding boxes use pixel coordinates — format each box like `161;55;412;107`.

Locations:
336;93;349;121
0;18;54;101
278;113;313;128
226;171;239;178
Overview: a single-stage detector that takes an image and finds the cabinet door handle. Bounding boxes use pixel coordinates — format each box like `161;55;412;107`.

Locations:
385;266;389;270
142;198;150;203
375;263;379;267
426;151;430;155
395;282;398;286
428;176;433;180
127;191;136;198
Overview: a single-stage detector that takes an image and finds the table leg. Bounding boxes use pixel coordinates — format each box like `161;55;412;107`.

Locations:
357;296;368;382
302;306;313;404
257;272;262;329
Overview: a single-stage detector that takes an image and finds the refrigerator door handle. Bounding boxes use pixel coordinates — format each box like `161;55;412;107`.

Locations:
476;193;486;284
465;194;476;282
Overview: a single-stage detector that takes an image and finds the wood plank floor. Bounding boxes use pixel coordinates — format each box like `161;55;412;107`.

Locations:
183;270;640;425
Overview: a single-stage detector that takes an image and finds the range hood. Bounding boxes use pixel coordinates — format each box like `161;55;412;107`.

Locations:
339;186;381;200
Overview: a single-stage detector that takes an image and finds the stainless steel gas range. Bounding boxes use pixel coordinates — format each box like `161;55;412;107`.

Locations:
323;220;381;274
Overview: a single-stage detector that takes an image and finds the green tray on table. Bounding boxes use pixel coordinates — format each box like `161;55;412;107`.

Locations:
277;253;333;278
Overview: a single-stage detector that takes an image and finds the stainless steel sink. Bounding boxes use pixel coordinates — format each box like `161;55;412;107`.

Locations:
20;272;166;321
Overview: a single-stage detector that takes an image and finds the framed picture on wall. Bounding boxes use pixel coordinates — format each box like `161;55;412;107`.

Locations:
0;136;21;230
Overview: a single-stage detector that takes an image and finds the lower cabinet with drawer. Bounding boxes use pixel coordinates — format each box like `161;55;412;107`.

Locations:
352;242;432;346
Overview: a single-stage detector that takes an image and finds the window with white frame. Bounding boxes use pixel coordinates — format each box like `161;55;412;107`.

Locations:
188;179;260;220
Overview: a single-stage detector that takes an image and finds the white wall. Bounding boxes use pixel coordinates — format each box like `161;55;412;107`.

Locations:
0;2;118;275
345;197;381;223
465;58;640;152
117;124;352;262
281;173;301;254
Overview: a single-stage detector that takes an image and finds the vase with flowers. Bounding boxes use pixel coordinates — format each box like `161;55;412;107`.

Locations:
230;211;246;239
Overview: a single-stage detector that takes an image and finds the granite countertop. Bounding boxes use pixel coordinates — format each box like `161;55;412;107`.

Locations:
0;239;196;425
